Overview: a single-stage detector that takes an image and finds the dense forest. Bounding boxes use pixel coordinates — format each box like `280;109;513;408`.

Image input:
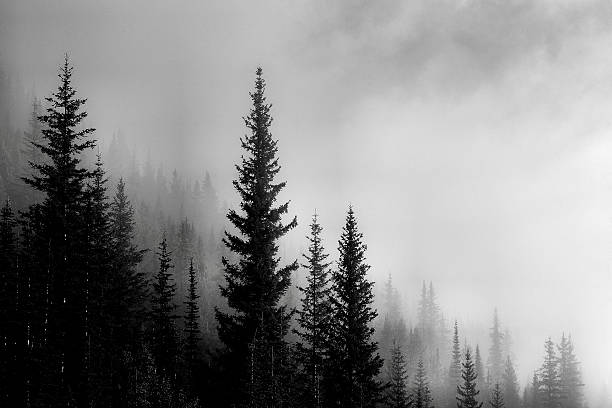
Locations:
0;56;588;408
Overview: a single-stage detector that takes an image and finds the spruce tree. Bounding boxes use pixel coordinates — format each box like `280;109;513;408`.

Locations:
501;357;519;408
474;345;487;404
457;348;483;408
487;310;504;382
151;234;179;378
21;54;96;406
326;206;383;408
183;257;201;383
295;213;333;408
538;338;560;408
558;334;583;408
411;359;434;408
386;341;410;408
448;321;462;408
489;382;504;408
215;67;298;407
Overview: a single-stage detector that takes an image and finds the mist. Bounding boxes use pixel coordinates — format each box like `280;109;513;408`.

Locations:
1;0;611;406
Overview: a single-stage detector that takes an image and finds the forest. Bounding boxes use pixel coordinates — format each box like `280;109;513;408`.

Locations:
0;56;590;408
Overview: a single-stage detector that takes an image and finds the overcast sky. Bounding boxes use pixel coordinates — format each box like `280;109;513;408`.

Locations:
2;0;612;400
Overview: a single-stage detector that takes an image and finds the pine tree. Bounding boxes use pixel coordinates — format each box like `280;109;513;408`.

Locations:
558;334;583;408
448;321;462;408
215;67;298;407
411;359;434;408
457;348;483;408
488;309;504;383
151;234;179;378
386;341;410;408
501;357;519;408
21;54;96;406
326;206;383;408
295;213;333;408
475;345;487;404
183;257;201;384
489;382;504;408
538;338;560;408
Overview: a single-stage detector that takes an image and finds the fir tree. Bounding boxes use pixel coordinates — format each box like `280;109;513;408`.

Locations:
411;359;434;408
215;67;298;407
386;341;410;408
538;338;560;408
558;334;583;408
151;234;179;378
183;257;201;383
457;348;483;408
326;206;383;408
475;345;488;404
295;213;333;408
501;357;519;408
489;382;504;408
488;309;504;383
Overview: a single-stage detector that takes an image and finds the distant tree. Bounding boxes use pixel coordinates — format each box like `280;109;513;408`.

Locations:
295;213;333;408
411;359;434;408
386;341;410;408
448;321;462;407
215;67;298;407
475;345;488;403
457;348;483;408
489;382;504;408
326;207;383;408
538;338;560;408
558;334;583;408
151;234;179;378
487;309;504;382
183;257;201;385
501;357;519;408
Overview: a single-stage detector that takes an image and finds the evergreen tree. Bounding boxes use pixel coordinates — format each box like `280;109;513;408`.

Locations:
22;54;96;406
151;234;179;378
558;334;583;408
326;206;383;408
501;357;519;408
183;257;201;384
457;348;483;408
475;345;487;404
489;382;504;408
411;359;434;408
488;310;504;382
538;338;560;408
215;67;298;407
295;213;333;408
386;341;410;408
448;321;462;408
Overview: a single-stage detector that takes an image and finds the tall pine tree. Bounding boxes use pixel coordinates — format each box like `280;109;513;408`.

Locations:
558;334;583;408
326;206;383;408
489;382;504;408
295;213;333;408
448;320;461;408
411;359;434;408
215;67;298;407
538;338;560;408
183;257;201;385
457;348;483;408
501;357;519;408
386;341;410;408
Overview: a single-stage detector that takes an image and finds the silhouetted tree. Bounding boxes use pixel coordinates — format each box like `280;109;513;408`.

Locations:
488;310;504;382
457;348;483;408
489;382;504;408
386;341;410;408
448;320;461;408
326;206;383;408
183;257;201;385
501;357;519;408
538;338;560;408
411;359;434;408
558;334;583;408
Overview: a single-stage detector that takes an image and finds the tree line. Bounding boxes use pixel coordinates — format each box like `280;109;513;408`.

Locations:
0;56;586;408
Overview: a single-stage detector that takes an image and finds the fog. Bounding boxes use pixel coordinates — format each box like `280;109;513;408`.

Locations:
2;0;612;404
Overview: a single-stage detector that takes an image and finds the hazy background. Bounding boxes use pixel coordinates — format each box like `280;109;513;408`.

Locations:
2;0;612;402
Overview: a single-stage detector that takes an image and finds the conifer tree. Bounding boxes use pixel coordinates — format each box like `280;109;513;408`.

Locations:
488;310;504;382
295;213;333;408
475;345;487;404
501;357;519;408
457;348;483;408
558;334;583;408
215;67;298;407
21;54;96;406
183;257;201;383
326;206;383;408
448;321;462;408
489;382;504;408
151;234;179;378
538;338;560;408
411;359;434;408
386;341;410;408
